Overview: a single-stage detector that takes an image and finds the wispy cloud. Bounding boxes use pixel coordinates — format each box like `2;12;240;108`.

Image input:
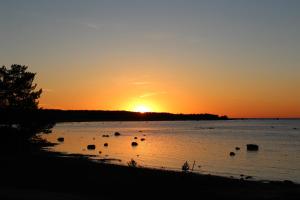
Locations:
85;23;100;30
131;81;151;85
79;22;102;30
139;91;166;98
43;88;53;93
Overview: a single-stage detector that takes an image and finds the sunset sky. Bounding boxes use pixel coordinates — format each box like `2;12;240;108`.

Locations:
1;0;299;118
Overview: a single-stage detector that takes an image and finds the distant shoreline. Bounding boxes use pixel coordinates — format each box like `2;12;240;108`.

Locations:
0;109;228;123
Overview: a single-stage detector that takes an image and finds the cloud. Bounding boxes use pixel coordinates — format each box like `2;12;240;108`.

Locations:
86;23;100;30
43;88;53;93
139;91;166;98
131;81;151;85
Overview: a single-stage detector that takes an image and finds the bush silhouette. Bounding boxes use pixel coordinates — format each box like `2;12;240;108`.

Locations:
128;159;138;168
182;161;190;172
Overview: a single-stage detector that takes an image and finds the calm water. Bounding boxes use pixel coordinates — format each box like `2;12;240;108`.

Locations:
42;120;300;183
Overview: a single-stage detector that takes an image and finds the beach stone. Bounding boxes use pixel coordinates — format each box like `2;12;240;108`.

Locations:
247;144;259;151
229;152;235;156
87;145;96;150
114;132;121;136
104;143;108;147
131;142;138;147
235;147;240;150
57;137;64;142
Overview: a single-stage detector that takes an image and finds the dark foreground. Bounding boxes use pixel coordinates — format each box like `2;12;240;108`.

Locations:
1;151;299;200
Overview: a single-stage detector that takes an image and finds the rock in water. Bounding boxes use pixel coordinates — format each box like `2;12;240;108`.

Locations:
247;144;259;151
131;142;138;147
87;145;96;150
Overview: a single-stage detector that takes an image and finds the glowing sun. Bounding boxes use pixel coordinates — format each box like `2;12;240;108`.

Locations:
134;105;151;113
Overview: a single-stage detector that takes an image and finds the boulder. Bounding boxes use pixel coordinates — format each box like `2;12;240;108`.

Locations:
57;137;64;142
131;142;138;147
87;145;96;150
247;144;259;151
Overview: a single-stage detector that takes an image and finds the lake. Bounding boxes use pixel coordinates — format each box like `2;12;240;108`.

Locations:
42;119;300;183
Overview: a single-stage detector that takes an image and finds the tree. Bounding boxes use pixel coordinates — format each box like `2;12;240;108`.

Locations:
0;64;42;110
0;65;53;153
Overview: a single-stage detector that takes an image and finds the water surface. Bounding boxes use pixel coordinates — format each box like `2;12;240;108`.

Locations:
43;120;300;183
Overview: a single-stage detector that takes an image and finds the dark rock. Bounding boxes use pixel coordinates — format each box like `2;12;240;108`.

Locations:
247;144;259;151
134;137;138;139
114;132;121;136
99;151;102;154
235;147;240;150
87;145;96;150
57;137;64;142
102;135;109;137
131;142;138;147
140;138;146;141
229;152;235;156
245;176;253;179
104;143;108;147
283;180;294;185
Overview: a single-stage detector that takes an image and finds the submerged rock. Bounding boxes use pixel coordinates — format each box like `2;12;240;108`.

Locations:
57;137;64;142
114;132;121;136
87;145;96;150
229;152;235;156
247;144;259;151
131;142;138;147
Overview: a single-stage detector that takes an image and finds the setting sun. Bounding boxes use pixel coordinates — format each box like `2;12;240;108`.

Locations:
133;105;151;113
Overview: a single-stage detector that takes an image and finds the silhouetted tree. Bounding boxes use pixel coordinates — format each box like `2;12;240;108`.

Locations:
0;65;53;153
0;64;42;110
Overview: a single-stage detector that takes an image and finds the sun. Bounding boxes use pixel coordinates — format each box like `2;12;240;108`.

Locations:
134;105;151;113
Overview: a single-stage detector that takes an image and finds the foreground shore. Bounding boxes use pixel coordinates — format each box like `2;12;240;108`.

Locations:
1;144;300;200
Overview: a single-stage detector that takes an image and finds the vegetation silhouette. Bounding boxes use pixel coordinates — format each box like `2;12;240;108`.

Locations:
0;64;54;153
1;109;228;123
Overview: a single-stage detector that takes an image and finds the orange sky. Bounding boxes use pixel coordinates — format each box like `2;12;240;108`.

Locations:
1;1;300;118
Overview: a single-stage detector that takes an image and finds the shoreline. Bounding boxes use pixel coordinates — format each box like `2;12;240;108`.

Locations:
1;138;300;199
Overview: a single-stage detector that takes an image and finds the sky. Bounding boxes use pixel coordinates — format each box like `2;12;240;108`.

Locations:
0;0;300;118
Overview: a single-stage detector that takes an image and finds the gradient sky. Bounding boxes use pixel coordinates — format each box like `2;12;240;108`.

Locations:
1;0;300;117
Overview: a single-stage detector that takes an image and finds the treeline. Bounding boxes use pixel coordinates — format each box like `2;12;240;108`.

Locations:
0;109;228;123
